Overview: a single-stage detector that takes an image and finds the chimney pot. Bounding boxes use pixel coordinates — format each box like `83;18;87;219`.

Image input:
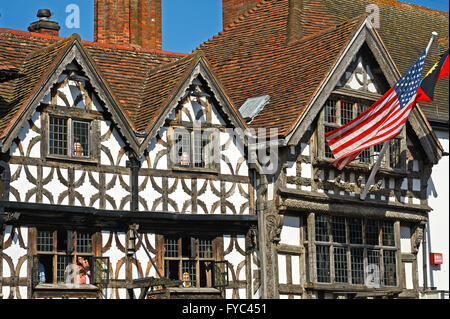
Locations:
37;9;52;21
28;9;60;37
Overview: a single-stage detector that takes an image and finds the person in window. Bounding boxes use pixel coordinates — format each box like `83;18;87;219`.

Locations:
180;152;190;166
38;261;46;284
182;272;191;288
77;257;91;284
73;136;84;157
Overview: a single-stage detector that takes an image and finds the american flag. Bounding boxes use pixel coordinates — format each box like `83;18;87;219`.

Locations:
325;49;428;170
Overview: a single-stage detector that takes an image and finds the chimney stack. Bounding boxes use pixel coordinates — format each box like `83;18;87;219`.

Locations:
94;0;162;50
28;9;60;37
222;0;260;29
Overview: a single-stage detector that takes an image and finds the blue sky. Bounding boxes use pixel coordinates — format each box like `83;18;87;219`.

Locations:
0;0;448;53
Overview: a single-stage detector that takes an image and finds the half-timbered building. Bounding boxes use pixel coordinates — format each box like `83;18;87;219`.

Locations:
0;0;448;299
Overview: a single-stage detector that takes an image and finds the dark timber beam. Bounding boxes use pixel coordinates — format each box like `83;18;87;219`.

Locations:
0;201;258;235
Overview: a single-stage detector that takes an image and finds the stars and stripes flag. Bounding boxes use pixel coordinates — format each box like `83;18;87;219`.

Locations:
325;48;429;170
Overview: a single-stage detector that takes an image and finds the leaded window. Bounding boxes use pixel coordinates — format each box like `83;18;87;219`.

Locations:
35;229;94;284
49;117;68;156
163;236;216;288
321;97;403;168
49;116;91;159
172;128;218;170
316;245;330;283
383;250;397;286
312;215;398;287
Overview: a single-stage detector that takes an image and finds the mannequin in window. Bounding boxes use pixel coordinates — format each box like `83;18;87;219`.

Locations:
73;136;84;157
180;152;190;166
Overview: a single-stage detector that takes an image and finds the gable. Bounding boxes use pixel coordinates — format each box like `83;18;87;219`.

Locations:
335;44;389;95
0;36;139;156
137;55;248;157
285;18;441;164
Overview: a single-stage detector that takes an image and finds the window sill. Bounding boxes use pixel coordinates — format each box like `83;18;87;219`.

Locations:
34;283;99;290
172;165;219;175
45;155;98;165
314;158;407;178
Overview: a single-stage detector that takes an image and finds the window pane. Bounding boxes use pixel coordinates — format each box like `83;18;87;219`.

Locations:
350;248;364;285
373;143;385;166
357;103;369;116
332;216;346;244
57;255;71;283
73;121;89;157
349;218;363;244
334;247;348;283
367;249;380;273
359;147;372;164
315;215;330;242
37;230;53;252
383;250;397;286
77;232;92;253
389;139;401;169
316;245;330;283
382;221;395;247
365;220;380;246
164;237;179;258
182;260;197;287
324;126;335;159
199;239;213;259
174;129;190;166
49;117;67;155
340;101;353;125
324;99;337;123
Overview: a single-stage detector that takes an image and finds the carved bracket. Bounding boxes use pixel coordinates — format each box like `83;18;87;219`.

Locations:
265;212;283;244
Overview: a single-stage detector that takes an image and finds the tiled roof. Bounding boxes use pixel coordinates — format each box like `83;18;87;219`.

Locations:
199;0;448;134
0;28;185;138
0;0;448;142
135;51;202;132
318;0;449;122
199;0;365;136
0;35;75;136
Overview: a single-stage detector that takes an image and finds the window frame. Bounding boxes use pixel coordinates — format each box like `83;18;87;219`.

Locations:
42;104;101;163
311;214;399;288
34;228;95;285
169;126;220;173
48;115;91;160
320;95;406;170
159;235;220;289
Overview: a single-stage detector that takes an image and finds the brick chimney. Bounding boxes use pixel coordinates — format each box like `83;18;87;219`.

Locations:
222;0;260;29
28;9;60;37
94;0;162;50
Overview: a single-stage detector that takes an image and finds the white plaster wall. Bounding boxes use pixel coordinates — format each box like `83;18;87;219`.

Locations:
139;176;163;211
280;216;300;247
400;226;411;253
9;164;35;202
420;130;449;292
101;121;129;167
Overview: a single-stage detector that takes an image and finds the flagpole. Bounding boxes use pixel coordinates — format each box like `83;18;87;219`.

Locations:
359;32;438;201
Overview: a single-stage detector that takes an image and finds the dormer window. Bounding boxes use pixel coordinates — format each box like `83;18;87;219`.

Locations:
49;116;91;159
171;128;219;171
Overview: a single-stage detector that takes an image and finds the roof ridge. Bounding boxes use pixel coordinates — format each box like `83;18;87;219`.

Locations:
379;0;449;17
0;28;187;57
0;27;63;41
